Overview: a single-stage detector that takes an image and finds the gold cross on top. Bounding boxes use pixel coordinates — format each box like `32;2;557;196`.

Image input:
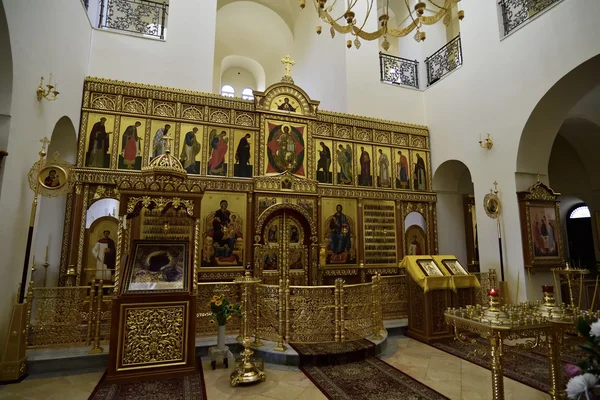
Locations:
281;55;295;77
39;137;51;152
163;134;174;153
493;181;498;194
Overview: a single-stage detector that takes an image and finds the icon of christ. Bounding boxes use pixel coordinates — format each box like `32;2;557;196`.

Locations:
266;123;305;176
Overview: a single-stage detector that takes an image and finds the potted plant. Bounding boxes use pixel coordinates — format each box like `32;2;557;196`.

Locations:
208;294;241;350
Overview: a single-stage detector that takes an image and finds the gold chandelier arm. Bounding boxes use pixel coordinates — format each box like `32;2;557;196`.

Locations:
420;1;452;25
386;21;419;38
320;8;354;34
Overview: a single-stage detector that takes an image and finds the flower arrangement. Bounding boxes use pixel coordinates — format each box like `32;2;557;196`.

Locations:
565;318;600;399
208;294;241;326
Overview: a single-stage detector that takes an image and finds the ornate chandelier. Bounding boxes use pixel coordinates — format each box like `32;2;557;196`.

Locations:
299;0;464;50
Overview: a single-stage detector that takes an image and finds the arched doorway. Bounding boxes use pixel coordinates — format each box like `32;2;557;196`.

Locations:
566;204;595;270
256;206;312;286
432;159;474;270
33;116;77;286
515;55;600;298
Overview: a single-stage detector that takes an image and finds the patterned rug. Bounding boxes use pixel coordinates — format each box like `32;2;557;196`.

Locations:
432;338;576;394
301;357;449;400
88;368;206;400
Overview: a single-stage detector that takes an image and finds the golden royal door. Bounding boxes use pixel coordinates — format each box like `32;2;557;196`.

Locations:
260;211;308;286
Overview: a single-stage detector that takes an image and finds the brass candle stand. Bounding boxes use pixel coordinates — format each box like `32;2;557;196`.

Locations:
231;272;266;387
552;262;588;309
445;286;591;400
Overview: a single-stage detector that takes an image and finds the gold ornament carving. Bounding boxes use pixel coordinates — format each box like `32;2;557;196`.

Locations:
392;133;409;146
181;105;203;121
354;128;372;141
121;306;185;366
122;97;146;114
318;110;428;136
153;101;176;117
410;135;426;148
235;113;255;127
126;196;194;216
209;109;229;124
374;131;391;144
315;123;332;137
334;126;352;139
90;94;117;110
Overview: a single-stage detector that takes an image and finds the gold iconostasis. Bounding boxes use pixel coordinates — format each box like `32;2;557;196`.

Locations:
61;77;437;286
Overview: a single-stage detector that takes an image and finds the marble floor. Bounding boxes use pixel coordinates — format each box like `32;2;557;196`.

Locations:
0;336;550;400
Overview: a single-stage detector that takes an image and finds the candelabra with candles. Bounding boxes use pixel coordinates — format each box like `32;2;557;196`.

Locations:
479;133;493;150
36;75;59;101
552;262;589;309
230;271;266;387
445;285;597;400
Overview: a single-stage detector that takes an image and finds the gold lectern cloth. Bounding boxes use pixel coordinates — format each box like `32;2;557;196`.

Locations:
432;255;481;291
400;256;453;293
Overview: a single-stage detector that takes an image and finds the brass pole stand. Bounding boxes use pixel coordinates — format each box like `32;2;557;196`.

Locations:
0;138;50;383
230;272;266;387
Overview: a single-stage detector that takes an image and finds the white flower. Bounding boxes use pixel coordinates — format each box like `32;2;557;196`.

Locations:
590;320;600;337
566;373;597;399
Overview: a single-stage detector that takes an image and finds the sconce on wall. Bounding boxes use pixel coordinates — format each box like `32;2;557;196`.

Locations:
479;133;493;150
36;74;59;101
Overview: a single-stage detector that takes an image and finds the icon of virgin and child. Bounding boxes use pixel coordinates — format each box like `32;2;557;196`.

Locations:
204;200;243;266
325;204;355;264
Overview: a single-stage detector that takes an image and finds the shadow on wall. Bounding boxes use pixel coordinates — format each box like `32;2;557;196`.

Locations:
0;0;14;195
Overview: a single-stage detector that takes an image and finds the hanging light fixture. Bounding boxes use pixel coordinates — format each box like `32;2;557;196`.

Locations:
300;0;465;50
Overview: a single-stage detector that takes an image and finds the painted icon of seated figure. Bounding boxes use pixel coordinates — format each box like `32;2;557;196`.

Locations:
203;200;244;266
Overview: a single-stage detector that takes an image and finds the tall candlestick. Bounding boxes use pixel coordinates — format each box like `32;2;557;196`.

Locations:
578;273;584;309
528;268;534;301
515;270;520;304
591;276;599;313
45;245;49;263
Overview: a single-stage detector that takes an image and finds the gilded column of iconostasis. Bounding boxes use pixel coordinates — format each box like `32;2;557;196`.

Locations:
59;77;435;288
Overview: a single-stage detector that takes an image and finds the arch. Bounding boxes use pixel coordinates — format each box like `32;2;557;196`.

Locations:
432;159;473;194
33;116;79;286
432;159;474;266
86;198;120;228
215;2;293;89
569;204;591;219
48;116;78;164
516;54;600;175
255;203;317;240
220;55;266;92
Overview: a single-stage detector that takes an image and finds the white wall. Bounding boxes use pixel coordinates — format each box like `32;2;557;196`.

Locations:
214;2;293;94
292;1;347;112
344;3;424;123
426;0;600;301
0;0;92;348
89;0;217;92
